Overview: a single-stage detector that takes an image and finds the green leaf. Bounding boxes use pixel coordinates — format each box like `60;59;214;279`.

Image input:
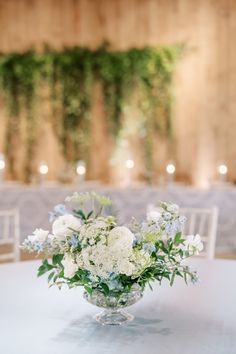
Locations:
100;283;109;296
84;286;93;295
73;209;86;220
42;259;49;267
52;254;64;266
86;210;93;219
183;271;188;285
48;271;55;282
37;260;54;277
174;232;184;246
170;270;176;286
37;266;50;277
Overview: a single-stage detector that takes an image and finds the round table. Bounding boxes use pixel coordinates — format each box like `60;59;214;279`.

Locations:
0;258;235;354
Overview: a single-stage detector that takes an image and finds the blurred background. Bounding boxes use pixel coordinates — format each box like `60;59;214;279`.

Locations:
0;0;235;260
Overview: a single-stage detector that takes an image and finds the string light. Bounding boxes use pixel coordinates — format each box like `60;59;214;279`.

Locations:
39;162;49;175
0;154;5;183
76;160;86;176
166;163;175;175
125;159;134;169
218;164;228;175
0;155;5;170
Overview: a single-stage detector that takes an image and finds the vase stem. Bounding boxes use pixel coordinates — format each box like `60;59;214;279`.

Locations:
95;309;134;326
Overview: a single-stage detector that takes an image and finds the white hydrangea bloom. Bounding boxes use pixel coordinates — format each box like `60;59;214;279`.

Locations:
77;236;136;278
27;228;49;244
116;257;135;276
62;254;78;278
77;244;111;278
132;249;153;275
182;234;204;255
79;220;108;246
52;215;81;238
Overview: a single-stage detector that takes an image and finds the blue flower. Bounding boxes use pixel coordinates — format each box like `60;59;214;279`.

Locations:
54;204;68;215
179;216;187;224
49;204;69;222
49;212;56;223
108;272;115;279
143;243;156;253
165;219;181;236
69;233;80;248
33;241;44;252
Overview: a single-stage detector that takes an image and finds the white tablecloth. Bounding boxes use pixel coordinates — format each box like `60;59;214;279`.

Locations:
0;258;235;354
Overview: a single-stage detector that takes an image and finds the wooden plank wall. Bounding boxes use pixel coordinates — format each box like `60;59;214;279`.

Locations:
0;0;235;185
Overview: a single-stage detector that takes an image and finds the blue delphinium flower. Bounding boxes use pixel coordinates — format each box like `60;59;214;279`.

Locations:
34;241;44;252
49;204;68;222
179;215;187;224
143;243;156;254
69;233;80;248
165;219;181;236
133;237;140;246
54;204;68;215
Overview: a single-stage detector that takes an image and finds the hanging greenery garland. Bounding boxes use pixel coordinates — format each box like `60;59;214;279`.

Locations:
0;45;183;182
47;48;93;162
0;51;44;182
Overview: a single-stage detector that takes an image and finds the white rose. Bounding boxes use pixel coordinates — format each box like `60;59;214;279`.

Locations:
52;215;81;238
107;226;134;250
183;234;204;255
147;210;161;223
28;228;49;244
62;254;78;278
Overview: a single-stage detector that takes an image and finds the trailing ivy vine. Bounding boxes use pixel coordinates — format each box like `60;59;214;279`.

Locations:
0;51;43;181
0;46;182;182
47;48;93;162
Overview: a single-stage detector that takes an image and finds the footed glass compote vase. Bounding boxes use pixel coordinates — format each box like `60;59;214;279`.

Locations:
83;286;143;325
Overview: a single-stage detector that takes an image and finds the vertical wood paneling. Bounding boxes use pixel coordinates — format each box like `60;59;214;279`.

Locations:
0;0;235;184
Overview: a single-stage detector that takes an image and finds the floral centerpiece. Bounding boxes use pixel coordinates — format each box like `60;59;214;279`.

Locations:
22;192;203;325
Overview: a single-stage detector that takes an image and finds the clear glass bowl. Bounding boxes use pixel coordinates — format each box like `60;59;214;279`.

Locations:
83;286;143;325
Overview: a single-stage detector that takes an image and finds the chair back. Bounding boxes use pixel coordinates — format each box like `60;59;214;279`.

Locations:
0;209;20;262
180;207;219;259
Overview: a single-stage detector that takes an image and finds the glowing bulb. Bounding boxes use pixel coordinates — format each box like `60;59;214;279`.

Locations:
166;163;175;174
0;160;5;170
76;165;86;175
218;164;228;175
0;154;5;170
125;159;134;169
76;160;86;176
39;163;49;175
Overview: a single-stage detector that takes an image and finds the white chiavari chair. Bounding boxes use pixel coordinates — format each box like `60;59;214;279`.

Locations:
0;209;20;262
180;207;219;259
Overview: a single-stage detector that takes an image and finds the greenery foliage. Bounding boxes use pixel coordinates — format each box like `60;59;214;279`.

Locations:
0;45;182;181
22;192;201;298
0;52;44;181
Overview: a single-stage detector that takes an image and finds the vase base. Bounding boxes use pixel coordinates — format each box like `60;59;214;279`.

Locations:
95;309;134;326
